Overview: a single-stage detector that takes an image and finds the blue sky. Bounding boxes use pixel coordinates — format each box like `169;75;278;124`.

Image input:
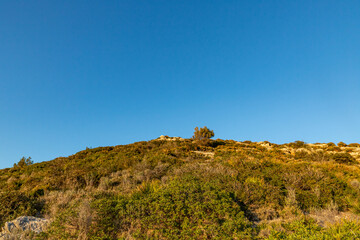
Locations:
1;0;360;169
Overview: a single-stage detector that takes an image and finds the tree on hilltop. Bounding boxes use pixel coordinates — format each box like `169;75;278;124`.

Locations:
192;126;214;140
14;156;33;168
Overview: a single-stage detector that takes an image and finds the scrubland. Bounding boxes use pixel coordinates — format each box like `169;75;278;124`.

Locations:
1;137;360;239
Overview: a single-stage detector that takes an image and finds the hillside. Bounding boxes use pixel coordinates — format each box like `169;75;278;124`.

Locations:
1;137;360;239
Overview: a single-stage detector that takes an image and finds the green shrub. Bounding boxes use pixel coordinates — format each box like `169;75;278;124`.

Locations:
332;153;357;164
0;192;43;227
348;143;360;148
91;176;255;239
289;141;307;149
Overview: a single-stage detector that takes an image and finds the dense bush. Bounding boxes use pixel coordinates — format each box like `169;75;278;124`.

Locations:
91;176;255;239
349;143;360;148
288;141;307;149
332;152;357;164
0;192;43;227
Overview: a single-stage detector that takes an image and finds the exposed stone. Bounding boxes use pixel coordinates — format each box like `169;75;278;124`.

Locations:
258;142;272;150
156;135;185;141
0;216;49;239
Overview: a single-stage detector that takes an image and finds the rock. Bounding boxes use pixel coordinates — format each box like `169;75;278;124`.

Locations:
156;136;185;141
0;216;49;239
158;135;167;140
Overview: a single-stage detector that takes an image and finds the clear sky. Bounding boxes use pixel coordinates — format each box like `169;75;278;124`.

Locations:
1;0;359;169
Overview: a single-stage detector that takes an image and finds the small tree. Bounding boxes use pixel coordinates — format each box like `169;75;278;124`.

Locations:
192;126;215;140
14;156;33;168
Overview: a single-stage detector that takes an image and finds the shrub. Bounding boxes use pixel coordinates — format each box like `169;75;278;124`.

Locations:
289;141;307;149
348;143;360;148
338;142;347;147
327;146;341;152
0;192;44;227
332;153;357;164
91;176;255;239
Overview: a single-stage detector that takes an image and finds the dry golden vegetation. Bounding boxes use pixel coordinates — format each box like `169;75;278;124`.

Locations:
1;137;360;239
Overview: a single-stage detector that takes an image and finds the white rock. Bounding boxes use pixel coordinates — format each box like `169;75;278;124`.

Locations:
0;216;49;239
